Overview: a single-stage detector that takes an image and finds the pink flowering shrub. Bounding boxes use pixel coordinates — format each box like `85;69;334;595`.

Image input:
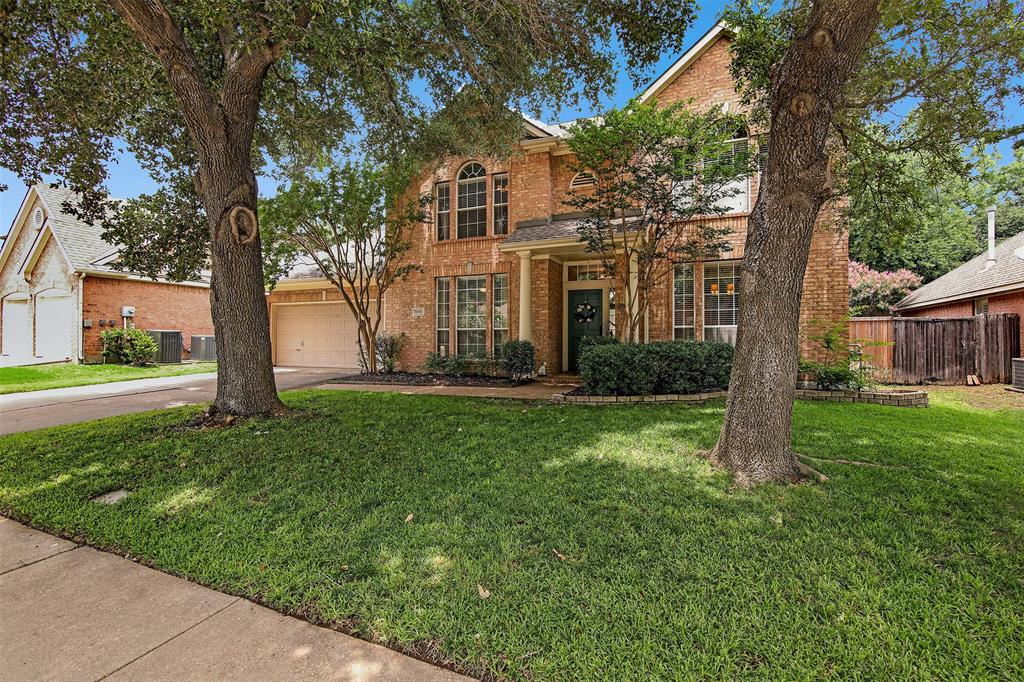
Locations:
848;261;922;316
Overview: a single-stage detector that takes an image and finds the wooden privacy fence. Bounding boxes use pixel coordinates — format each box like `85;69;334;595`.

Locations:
892;313;1020;384
849;317;894;375
850;314;1020;384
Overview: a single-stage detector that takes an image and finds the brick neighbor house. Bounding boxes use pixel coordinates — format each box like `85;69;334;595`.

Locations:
0;184;214;366
893;228;1024;338
383;22;847;373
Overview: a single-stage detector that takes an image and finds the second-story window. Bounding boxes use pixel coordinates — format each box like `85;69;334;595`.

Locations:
457;162;487;238
493;173;509;235
435;183;451;241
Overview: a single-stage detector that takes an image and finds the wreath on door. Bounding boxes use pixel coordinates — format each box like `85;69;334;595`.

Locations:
574;301;596;324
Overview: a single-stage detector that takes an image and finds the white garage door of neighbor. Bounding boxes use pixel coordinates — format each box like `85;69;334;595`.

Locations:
35;293;75;362
275;303;361;368
2;298;30;360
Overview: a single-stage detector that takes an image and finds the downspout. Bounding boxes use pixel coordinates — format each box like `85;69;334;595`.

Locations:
77;272;86;363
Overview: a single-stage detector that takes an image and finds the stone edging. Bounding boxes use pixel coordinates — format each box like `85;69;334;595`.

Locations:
795;388;928;407
554;388;928;407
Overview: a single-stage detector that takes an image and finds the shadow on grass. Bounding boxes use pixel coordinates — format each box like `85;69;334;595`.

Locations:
0;391;1021;679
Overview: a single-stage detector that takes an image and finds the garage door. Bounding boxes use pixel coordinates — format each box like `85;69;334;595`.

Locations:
35;293;74;362
1;297;30;362
274;303;361;368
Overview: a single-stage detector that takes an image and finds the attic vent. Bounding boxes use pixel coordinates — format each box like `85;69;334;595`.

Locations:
32;207;44;228
570;171;597;188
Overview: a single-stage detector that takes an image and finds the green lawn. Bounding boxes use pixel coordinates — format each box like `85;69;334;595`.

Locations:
0;390;1021;679
0;362;217;394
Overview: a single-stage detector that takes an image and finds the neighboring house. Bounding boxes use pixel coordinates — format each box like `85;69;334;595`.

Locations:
379;22;848;373
893;229;1024;335
0;184;214;366
265;260;372;369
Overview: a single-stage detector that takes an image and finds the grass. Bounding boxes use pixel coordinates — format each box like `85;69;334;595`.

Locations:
0;389;1021;679
0;362;217;395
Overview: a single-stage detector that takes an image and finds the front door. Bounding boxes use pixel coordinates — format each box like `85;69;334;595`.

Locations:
568;288;603;372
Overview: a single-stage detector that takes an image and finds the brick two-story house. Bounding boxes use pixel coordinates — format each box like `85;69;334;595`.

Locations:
378;22;848;374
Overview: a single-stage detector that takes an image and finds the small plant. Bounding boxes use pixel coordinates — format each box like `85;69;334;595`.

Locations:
802;317;873;390
500;340;535;382
374;332;406;373
101;327;158;366
423;352;468;376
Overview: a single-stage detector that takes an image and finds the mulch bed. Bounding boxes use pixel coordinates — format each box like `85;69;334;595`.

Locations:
329;372;532;388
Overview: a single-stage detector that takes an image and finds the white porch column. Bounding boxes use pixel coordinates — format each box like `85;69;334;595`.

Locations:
628;252;640;342
518;251;533;342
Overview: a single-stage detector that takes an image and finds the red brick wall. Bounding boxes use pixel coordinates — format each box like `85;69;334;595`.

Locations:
82;276;213;362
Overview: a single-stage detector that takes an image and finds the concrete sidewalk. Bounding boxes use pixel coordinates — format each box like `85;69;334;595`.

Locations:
0;367;345;435
0;518;469;681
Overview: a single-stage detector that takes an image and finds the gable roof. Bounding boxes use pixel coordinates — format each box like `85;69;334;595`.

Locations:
31;184;115;271
519;21;733;143
894;231;1024;310
638;22;731;104
0;184;210;286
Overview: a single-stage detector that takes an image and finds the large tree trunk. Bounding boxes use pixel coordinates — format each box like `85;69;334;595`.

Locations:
201;145;286;417
710;1;881;485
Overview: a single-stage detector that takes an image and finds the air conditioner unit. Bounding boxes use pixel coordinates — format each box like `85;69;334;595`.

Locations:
147;330;183;363
190;335;216;362
1013;358;1023;392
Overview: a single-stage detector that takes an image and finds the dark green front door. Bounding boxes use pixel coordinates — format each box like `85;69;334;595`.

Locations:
568;288;603;372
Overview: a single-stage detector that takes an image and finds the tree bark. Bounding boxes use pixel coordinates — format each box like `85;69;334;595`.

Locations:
108;0;286;417
710;1;881;485
201;150;286;417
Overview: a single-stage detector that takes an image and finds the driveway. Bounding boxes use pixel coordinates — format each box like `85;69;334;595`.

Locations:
0;367;347;435
0;518;466;681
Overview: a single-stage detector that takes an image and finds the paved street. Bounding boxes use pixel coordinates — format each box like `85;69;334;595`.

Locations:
0;518;468;681
0;367;345;435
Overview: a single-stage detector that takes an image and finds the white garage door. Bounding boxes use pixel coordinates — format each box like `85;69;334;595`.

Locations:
35;293;74;362
2;297;30;362
274;303;361;368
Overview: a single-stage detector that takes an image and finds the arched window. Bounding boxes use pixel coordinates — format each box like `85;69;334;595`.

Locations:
570;171;596;188
457;162;487;238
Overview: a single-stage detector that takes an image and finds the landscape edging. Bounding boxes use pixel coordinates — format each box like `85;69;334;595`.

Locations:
555;388;928;407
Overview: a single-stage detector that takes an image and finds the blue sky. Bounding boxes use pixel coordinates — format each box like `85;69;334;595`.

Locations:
2;3;1021;236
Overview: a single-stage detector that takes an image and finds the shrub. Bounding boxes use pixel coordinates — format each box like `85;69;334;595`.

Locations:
423;352;468;376
500;340;535;382
101;327;158;366
578;340;733;396
848;261;922;316
375;332;406;373
578;335;619;357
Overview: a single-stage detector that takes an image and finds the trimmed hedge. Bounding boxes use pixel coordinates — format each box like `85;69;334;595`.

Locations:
578;340;733;396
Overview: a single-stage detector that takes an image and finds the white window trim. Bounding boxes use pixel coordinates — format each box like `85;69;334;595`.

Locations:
673;263;695;340
492;173;509;235
435;182;451;241
436;277;451;355
456;275;488;356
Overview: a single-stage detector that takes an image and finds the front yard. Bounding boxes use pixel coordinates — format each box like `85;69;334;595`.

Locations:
0;362;217;395
0;390;1021;679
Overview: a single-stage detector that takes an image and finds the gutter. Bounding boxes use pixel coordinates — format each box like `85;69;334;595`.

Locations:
77;272;86;363
894;281;1024;312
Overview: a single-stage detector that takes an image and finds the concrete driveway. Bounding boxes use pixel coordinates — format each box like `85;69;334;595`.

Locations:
0;367;347;435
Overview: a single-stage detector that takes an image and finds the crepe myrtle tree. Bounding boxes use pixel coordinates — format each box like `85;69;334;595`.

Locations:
261;158;425;374
0;0;699;419
564;99;751;342
709;0;1024;485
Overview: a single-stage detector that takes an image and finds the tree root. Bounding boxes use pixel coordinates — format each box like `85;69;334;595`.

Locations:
184;403;294;430
794;459;829;483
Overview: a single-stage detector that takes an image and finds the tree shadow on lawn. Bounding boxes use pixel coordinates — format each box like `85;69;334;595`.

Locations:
0;391;1021;679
